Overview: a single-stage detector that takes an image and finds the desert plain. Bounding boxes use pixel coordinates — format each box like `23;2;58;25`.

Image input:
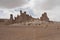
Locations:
0;22;60;40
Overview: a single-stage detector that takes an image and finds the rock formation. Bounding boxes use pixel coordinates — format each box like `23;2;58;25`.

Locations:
40;12;49;22
0;10;53;25
13;10;34;23
9;14;14;24
6;14;14;24
8;11;50;24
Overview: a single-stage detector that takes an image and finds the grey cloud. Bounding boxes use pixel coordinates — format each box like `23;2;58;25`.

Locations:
0;0;28;8
34;0;60;10
45;0;60;10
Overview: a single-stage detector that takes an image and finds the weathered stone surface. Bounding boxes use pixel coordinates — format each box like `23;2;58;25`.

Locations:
14;10;34;23
40;12;49;22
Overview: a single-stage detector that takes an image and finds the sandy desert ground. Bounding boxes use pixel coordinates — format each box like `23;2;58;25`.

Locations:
0;22;60;40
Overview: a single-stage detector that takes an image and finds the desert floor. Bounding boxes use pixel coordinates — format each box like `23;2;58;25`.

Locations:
0;22;60;40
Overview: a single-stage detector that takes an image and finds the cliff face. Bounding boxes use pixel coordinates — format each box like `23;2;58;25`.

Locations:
40;12;49;22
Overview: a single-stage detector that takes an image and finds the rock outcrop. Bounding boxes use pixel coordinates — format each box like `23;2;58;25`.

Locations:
13;10;34;23
40;12;49;22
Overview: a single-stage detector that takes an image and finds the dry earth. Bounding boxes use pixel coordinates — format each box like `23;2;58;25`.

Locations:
0;22;60;40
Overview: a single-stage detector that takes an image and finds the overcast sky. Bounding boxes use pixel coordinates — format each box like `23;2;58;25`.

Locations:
0;0;60;21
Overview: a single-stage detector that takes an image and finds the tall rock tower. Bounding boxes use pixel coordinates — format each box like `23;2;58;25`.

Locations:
10;14;14;23
40;12;49;22
20;10;22;15
10;14;13;20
